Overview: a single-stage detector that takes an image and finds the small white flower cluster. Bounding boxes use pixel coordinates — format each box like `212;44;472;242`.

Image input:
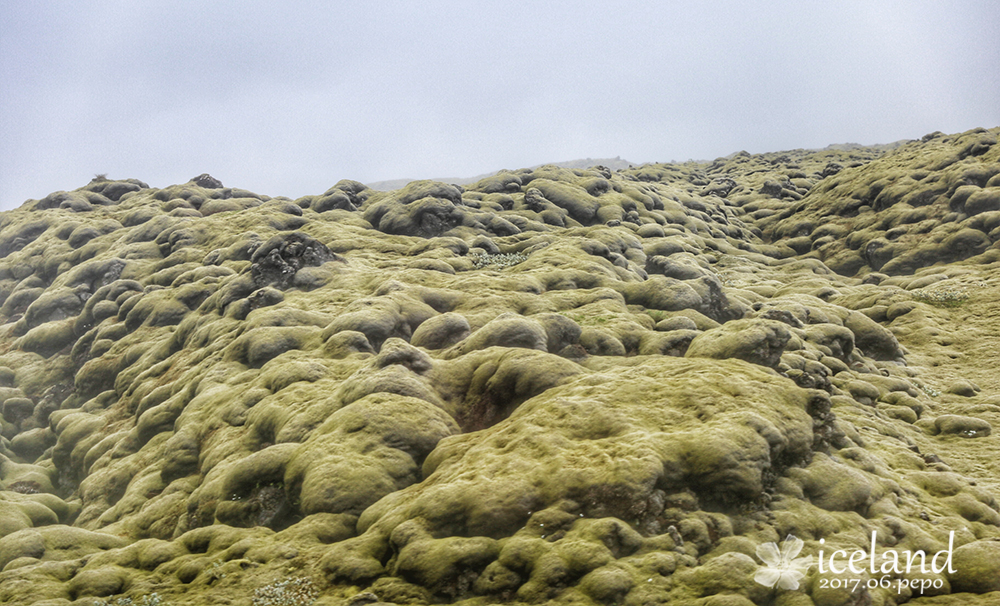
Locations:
720;274;749;288
917;382;941;398
911;285;971;306
251;577;318;606
472;251;528;270
93;594;164;606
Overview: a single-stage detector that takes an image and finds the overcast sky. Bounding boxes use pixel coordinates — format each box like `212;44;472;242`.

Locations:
2;1;998;210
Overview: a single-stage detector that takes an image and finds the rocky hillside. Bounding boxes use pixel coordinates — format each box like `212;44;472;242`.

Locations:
0;127;999;606
365;157;637;191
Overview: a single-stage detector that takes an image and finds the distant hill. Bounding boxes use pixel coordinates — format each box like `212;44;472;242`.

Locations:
822;139;910;152
366;156;637;191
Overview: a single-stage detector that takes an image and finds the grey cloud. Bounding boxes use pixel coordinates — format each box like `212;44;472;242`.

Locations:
2;1;998;209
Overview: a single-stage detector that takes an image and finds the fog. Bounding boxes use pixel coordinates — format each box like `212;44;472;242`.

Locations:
2;1;998;209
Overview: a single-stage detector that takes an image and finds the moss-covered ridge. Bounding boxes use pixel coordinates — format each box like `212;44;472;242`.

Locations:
0;128;998;605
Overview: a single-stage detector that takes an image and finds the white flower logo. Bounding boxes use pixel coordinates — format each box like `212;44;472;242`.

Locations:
754;534;813;590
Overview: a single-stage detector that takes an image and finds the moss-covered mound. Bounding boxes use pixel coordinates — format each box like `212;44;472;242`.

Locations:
1;128;999;605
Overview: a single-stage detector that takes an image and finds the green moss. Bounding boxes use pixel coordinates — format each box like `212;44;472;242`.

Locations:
1;129;999;605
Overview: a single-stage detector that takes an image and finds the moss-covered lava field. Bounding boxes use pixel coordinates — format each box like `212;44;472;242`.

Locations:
1;127;1000;605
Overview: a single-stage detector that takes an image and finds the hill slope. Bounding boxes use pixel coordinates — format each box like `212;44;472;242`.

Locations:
365;157;637;191
1;127;999;605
